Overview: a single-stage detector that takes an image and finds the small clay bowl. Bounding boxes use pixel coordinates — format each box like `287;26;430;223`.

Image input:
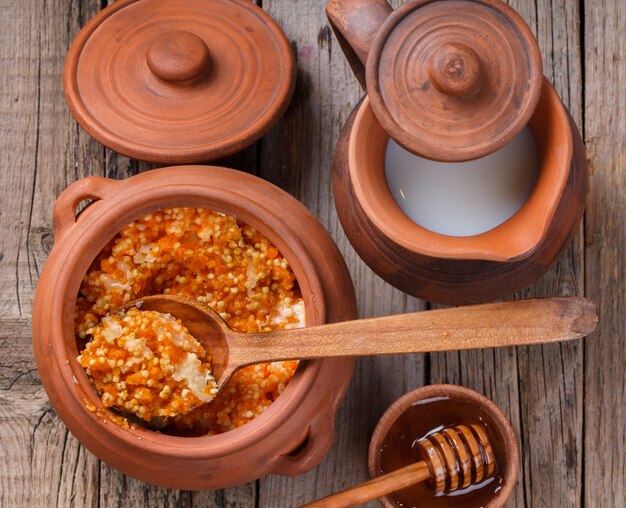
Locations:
32;166;357;489
368;385;519;507
332;79;588;304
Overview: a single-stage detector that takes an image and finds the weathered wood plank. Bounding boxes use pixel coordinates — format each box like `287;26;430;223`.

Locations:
0;1;103;506
0;0;103;507
514;2;586;506
0;319;40;394
98;469;192;508
192;483;256;508
0;393;100;508
0;322;100;508
0;0;40;319
583;0;626;505
259;1;425;506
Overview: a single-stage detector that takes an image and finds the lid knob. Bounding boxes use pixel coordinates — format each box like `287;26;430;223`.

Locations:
428;42;483;97
146;31;210;82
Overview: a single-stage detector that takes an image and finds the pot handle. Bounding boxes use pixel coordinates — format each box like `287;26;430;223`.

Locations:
326;0;392;88
53;176;120;241
270;413;335;476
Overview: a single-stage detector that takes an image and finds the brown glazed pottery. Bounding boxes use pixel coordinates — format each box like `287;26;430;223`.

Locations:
32;166;357;489
64;0;295;163
332;89;587;304
327;0;588;304
368;384;519;507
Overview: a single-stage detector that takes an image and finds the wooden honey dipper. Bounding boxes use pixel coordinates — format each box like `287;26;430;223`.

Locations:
303;424;496;507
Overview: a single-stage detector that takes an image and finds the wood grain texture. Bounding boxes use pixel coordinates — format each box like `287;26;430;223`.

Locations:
583;0;626;505
0;0;623;507
1;1;102;508
512;2;586;506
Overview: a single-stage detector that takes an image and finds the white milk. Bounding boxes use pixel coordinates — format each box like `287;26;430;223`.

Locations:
385;128;538;237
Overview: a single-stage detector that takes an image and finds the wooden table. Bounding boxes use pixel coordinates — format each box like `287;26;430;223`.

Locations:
1;0;624;506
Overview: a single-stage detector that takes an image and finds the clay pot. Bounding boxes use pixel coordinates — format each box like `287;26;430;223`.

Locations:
332;84;587;304
32;166;357;489
326;0;587;304
368;385;519;507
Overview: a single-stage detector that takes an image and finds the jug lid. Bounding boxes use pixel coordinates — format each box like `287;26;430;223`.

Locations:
366;0;542;162
64;0;295;163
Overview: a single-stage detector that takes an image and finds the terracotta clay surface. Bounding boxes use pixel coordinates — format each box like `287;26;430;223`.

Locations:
326;0;542;161
332;81;587;304
32;166;357;489
368;385;519;508
64;0;295;163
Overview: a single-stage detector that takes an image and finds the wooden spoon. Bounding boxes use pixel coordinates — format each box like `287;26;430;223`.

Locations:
126;295;597;396
302;423;496;507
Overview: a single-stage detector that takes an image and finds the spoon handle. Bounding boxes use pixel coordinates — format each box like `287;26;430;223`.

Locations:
229;297;596;365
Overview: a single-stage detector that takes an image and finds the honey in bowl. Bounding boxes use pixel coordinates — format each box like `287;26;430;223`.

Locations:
75;208;304;435
385;128;539;236
376;396;510;507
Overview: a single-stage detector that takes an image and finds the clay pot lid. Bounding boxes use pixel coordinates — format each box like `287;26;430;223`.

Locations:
64;0;295;163
366;0;543;162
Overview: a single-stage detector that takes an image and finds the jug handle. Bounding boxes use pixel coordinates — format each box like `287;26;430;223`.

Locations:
53;176;120;242
326;0;392;88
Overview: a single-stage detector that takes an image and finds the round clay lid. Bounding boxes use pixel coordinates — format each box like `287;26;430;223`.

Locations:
366;0;542;162
64;0;295;163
